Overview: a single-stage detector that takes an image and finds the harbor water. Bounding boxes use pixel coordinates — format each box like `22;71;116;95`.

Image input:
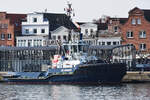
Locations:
0;83;150;100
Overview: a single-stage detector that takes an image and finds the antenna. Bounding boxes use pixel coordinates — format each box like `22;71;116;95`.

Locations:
64;0;75;20
64;0;76;42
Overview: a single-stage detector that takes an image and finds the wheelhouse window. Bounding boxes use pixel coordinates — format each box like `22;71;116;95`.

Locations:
131;18;136;25
139;31;146;38
126;31;133;38
139;43;146;50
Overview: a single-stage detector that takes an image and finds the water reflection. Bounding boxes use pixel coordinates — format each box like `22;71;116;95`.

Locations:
0;84;150;100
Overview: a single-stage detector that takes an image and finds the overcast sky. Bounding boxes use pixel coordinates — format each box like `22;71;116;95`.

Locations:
1;0;150;22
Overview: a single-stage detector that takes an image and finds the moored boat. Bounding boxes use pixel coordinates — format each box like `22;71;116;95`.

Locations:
2;40;126;84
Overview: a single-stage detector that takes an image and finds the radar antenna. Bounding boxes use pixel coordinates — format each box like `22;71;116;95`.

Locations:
64;0;75;20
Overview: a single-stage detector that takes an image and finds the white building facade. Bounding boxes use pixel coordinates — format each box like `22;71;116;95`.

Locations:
80;23;97;37
16;12;49;47
51;26;78;43
16;35;48;47
97;37;121;46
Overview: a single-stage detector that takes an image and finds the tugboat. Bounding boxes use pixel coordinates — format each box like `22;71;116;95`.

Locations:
2;39;126;84
2;1;126;84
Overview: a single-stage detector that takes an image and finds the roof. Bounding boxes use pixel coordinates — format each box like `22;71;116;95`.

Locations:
109;18;128;24
142;10;150;22
43;13;78;31
76;22;86;25
97;23;108;30
129;7;150;22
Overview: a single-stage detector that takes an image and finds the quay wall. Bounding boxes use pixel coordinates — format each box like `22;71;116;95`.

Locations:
123;71;150;83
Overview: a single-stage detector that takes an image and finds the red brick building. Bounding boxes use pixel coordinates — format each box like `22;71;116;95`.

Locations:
0;12;26;46
108;18;127;34
121;7;150;53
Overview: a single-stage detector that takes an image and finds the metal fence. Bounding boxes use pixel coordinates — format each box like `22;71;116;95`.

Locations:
0;46;58;72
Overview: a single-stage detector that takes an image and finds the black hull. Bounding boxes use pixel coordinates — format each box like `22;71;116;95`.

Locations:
3;63;126;84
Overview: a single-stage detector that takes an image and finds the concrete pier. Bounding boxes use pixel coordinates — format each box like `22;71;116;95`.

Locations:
123;71;150;83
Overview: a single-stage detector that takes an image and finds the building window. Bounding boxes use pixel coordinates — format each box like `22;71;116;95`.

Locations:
85;29;88;35
33;40;37;46
33;29;37;33
23;40;26;46
90;29;93;34
99;42;101;45
53;36;56;40
41;29;45;33
1;34;5;40
39;40;42;46
114;26;118;32
113;42;117;45
33;18;37;22
25;29;29;34
137;18;141;24
102;42;105;45
0;24;8;29
131;18;136;25
107;42;111;45
58;35;61;40
139;31;146;38
126;31;133;38
63;35;67;41
139;43;146;50
28;40;32;47
7;34;11;40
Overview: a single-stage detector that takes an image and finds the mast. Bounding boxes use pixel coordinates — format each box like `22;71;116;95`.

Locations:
64;0;75;21
64;0;75;42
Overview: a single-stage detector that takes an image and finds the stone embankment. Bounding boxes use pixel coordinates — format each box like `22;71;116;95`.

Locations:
123;71;150;83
